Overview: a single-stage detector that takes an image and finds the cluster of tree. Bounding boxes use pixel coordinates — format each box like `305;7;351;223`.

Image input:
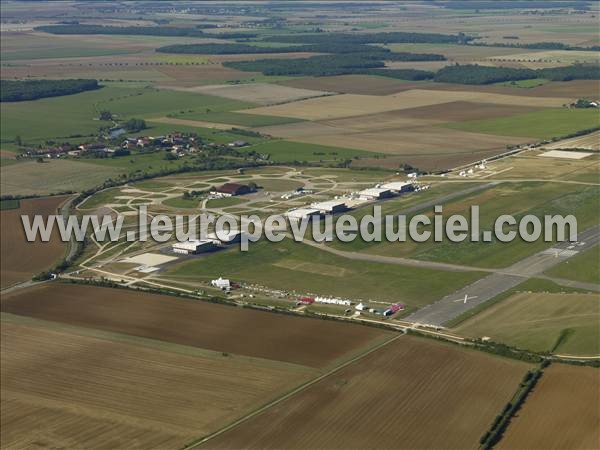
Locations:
263;31;473;45
225;54;385;76
474;40;600;51
537;64;600;81
123;118;147;132
157;42;446;62
34;24;256;40
224;51;442;78
479;365;545;449
441;1;589;9
434;63;600;85
1;79;100;102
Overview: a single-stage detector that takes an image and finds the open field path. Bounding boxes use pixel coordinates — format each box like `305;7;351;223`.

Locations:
182;333;404;450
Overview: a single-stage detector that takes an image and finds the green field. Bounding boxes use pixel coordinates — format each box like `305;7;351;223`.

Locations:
129;180;174;191
0;85;256;146
443;108;600;140
341;182;599;269
257;178;304;192
205;196;245;208
1;47;135;61
78;187;122;210
1;159;120;196
0;199;20;210
174;111;304;127
246;140;375;163
455;291;599;356
165;238;484;309
496;78;549;88
162;196;203;209
545;246;600;284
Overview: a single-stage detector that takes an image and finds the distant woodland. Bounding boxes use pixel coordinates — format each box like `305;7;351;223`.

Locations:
0;79;101;102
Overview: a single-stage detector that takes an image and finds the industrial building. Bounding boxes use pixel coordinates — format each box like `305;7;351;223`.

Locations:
213;182;254;197
172;239;217;255
286;208;320;222
207;229;244;244
380;181;414;193
358;187;393;200
310;200;347;214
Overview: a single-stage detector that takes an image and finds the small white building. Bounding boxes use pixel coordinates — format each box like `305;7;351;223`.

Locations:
172;239;217;255
286;208;320;222
380;181;413;193
310;200;347;214
211;277;231;290
358;187;393;200
355;302;367;311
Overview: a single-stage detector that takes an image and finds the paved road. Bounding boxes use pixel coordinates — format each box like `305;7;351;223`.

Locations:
406;224;600;327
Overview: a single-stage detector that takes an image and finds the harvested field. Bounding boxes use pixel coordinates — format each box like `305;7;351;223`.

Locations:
0;320;314;450
244;89;570;121
0;196;68;288
280;75;417;96
162;82;332;106
0;284;390;368
0;158;120;196
390;101;541;122
540;150;594;160
498;364;600;450
148;116;244;131
542;130;600;151
203;336;530;449
258;118;525;170
281;77;597;99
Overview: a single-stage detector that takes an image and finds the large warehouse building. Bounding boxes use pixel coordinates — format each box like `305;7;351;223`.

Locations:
213;183;254;197
358;187;393;200
310;200;347;214
286;208;321;222
380;181;414;193
172;239;218;255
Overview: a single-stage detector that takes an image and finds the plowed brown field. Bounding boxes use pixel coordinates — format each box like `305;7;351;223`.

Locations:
498;364;600;450
203;336;531;449
0;284;390;368
1;320;314;450
0;196;68;288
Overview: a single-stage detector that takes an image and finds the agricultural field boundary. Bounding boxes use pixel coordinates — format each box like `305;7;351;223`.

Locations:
181;333;404;449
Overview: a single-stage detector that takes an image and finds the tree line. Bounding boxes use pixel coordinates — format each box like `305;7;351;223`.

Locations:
35;24;256;40
262;31;474;45
434;63;600;84
1;79;100;102
156;42;446;62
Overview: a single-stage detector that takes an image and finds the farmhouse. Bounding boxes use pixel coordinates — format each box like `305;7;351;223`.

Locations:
310;200;347;214
358;187;393;200
172;239;217;255
214;183;254;197
286;208;320;222
380;181;414;193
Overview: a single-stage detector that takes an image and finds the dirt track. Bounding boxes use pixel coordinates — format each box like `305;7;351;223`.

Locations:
201;336;530;449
